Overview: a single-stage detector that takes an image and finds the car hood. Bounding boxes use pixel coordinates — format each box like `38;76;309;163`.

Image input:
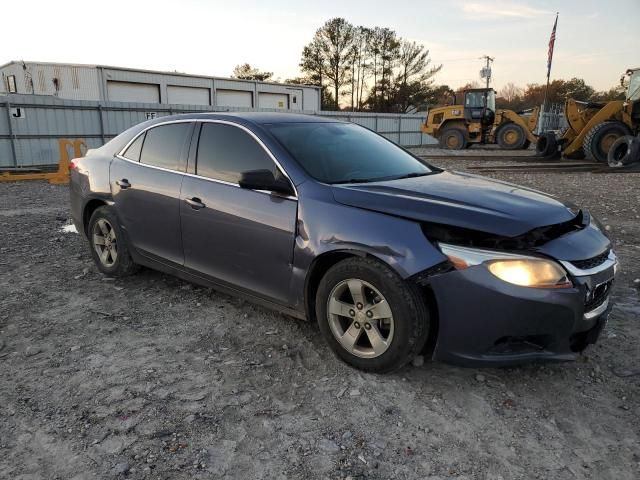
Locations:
331;170;578;237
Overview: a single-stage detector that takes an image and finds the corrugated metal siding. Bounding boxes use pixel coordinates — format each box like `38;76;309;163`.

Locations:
5;63;101;100
214;79;255;91
0;94;434;168
2;62;322;111
317;111;435;146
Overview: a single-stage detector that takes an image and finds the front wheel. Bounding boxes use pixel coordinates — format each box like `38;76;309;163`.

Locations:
88;206;139;277
438;127;467;150
496;123;526;150
583;121;632;163
315;258;430;373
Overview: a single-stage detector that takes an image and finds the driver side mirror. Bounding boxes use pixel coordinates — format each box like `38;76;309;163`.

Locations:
238;169;294;196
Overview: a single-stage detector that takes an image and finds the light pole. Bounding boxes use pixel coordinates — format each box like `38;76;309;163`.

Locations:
479;55;494;89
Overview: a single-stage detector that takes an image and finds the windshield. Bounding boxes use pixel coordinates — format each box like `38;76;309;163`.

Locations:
267;122;434;184
627;70;640;101
465;91;495;111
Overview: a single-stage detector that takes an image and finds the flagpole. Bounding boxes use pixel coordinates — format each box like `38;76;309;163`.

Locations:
543;76;551;113
543;12;558;113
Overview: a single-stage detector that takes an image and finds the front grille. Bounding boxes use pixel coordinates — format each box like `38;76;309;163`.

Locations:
571;249;610;270
584;280;613;312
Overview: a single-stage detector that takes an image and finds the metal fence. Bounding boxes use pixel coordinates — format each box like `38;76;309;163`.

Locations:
0;94;435;168
536;103;567;134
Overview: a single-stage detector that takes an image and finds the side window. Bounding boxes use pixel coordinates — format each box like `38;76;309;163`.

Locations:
139;123;191;171
196;123;275;183
122;132;145;161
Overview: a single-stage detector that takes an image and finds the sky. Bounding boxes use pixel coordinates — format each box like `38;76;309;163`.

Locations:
3;0;639;92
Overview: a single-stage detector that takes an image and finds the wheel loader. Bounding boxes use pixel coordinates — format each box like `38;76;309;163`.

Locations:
537;67;640;162
421;88;539;150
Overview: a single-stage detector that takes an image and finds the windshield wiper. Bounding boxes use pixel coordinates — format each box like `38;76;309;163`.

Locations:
387;171;432;180
332;171;432;184
331;178;377;184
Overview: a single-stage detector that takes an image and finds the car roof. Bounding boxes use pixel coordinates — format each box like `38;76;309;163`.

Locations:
158;111;342;125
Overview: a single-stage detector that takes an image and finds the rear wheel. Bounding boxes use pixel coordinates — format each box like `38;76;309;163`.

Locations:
315;257;430;373
88;206;138;277
438;127;467;150
496;123;526;150
583;121;632;163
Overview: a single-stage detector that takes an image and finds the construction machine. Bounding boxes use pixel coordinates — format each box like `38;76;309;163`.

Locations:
537;67;640;162
421;88;539;150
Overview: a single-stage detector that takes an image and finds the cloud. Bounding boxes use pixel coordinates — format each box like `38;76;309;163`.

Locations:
461;1;551;19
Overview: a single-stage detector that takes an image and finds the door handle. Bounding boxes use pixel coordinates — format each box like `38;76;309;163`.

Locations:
185;197;205;210
116;179;131;189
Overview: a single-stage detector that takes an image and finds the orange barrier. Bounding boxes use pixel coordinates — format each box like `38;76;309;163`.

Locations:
0;138;87;184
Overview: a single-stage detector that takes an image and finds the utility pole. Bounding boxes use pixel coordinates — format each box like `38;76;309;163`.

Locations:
479;55;494;88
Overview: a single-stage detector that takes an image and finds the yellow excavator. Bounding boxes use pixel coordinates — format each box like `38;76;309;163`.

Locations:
421;88;539;150
537;67;640;162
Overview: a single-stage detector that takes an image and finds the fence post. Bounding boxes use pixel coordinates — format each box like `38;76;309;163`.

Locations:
97;104;106;145
4;100;18;167
398;116;402;145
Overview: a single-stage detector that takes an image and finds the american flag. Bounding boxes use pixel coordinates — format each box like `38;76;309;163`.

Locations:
547;14;558;79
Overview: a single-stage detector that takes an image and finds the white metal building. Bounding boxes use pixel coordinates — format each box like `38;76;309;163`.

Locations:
0;60;321;111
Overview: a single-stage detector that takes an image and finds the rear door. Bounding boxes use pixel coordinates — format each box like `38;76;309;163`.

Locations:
180;121;297;304
110;121;194;265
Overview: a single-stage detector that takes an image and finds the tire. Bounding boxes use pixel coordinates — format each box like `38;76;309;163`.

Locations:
608;135;640;167
88;205;139;277
583;121;632;163
315;257;430;373
522;139;531;150
496;123;526;150
536;132;558;158
438;127;467;150
631;136;640;164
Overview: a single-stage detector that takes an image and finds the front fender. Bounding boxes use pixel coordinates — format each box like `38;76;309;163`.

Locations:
290;182;447;309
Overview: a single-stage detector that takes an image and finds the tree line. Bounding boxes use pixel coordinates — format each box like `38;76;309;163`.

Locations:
230;18;626;113
495;78;626;112
232;18;442;113
297;18;442;112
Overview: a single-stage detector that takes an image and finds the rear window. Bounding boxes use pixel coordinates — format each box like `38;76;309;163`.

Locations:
122;133;145;161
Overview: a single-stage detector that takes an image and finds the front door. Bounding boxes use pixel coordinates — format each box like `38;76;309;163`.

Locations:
110;121;193;265
180;122;297;304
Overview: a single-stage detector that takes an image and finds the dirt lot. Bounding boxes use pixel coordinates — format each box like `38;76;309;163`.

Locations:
1;152;639;480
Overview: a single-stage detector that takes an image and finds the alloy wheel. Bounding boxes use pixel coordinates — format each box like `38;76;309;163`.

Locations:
92;218;118;267
326;278;395;358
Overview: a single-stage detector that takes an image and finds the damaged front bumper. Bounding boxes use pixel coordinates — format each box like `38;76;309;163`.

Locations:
422;250;616;368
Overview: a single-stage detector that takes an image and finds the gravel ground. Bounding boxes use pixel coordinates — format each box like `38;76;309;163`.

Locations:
1;156;639;480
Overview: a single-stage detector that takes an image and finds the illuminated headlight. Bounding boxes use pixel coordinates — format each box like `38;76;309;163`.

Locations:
439;243;572;289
